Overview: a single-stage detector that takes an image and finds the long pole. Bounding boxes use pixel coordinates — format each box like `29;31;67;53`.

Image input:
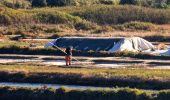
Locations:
48;42;88;65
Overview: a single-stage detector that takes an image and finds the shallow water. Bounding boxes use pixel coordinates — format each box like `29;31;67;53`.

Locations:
42;60;66;66
0;82;158;92
0;82;104;89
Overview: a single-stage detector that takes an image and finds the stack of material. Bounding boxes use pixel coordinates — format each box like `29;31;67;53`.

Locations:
45;37;155;52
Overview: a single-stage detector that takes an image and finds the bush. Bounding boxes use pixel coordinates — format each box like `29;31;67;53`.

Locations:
99;0;120;5
35;0;120;7
32;0;47;7
0;14;11;25
116;21;156;31
34;11;81;24
47;0;71;6
2;0;31;9
45;28;61;33
74;20;97;30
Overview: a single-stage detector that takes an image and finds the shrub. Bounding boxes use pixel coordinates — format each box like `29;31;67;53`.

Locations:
116;21;156;31
44;0;120;6
45;28;62;33
48;34;60;39
34;11;80;24
47;0;70;6
0;14;11;25
93;25;114;33
2;0;31;9
74;20;97;30
31;0;47;7
99;0;120;5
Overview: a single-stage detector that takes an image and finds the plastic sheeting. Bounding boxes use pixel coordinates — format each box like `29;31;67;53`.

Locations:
45;37;170;56
45;37;122;51
109;37;155;52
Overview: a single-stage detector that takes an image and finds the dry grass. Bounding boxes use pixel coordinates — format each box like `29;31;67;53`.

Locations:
0;64;170;80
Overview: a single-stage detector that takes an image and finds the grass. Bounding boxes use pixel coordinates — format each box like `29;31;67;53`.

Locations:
1;5;170;26
0;41;29;48
0;5;170;40
0;86;157;100
1;85;170;100
73;5;170;24
115;21;156;31
0;64;170;79
0;64;170;90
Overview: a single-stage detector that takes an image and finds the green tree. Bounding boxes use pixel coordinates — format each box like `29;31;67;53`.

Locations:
32;0;47;7
47;0;68;6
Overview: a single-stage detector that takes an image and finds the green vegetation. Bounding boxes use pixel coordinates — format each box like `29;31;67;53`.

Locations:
31;0;120;7
1;0;170;9
120;0;170;9
0;86;159;100
115;21;156;31
0;0;31;8
0;2;169;39
31;0;47;7
0;1;169;99
74;5;170;24
0;5;169;34
0;64;170;90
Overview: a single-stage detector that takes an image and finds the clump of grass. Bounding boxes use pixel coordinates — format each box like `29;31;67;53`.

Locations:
74;20;98;30
93;25;114;33
115;21;156;31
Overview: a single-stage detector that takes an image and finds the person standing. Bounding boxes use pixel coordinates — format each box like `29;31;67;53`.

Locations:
65;46;72;66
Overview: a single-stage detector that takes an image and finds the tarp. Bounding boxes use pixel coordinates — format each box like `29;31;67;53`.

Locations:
45;37;123;51
142;48;170;56
109;37;155;52
160;48;170;55
45;37;155;52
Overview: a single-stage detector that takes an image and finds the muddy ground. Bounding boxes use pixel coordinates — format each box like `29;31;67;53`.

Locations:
0;54;170;69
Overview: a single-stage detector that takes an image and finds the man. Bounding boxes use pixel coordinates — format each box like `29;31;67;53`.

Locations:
65;46;72;66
